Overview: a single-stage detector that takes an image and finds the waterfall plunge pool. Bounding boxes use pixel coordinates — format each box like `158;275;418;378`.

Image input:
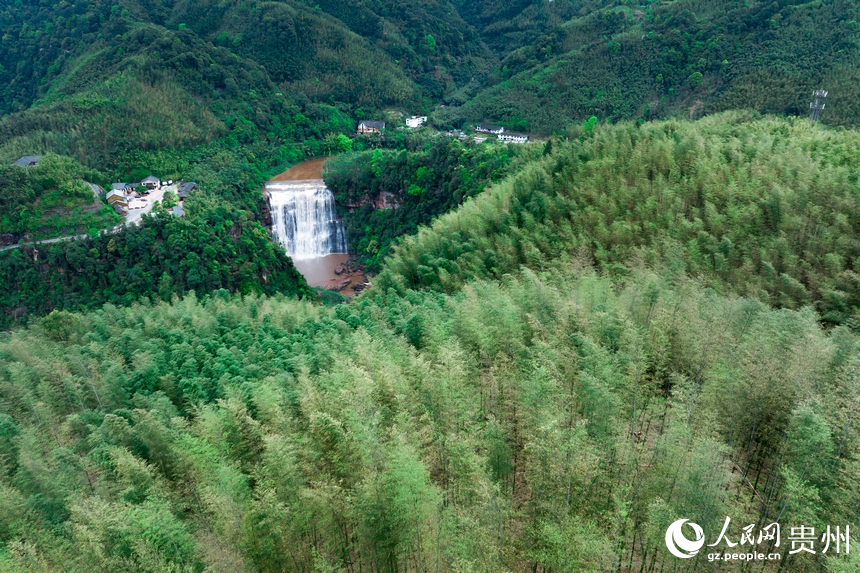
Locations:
266;161;367;295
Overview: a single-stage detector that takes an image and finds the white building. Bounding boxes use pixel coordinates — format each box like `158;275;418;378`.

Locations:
498;132;529;144
406;116;427;129
476;123;504;135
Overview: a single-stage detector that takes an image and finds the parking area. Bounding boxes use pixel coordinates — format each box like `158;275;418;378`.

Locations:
124;183;176;226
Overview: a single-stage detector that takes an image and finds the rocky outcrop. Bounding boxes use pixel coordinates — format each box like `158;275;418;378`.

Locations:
344;191;401;213
320;258;370;295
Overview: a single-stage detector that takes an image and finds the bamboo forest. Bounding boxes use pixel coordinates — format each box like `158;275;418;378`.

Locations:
2;1;860;572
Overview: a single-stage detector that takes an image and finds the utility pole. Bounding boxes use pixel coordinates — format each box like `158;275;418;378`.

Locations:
810;89;827;123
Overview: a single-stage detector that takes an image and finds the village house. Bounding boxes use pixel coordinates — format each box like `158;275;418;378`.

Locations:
106;190;128;215
498;132;529;144
12;155;41;167
106;189;128;207
476;123;504;135
177;182;197;199
406;116;427;129
357;120;385;134
171;205;185;217
142;176;160;190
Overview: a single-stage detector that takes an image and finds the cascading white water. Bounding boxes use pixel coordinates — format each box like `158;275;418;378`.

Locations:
266;179;347;259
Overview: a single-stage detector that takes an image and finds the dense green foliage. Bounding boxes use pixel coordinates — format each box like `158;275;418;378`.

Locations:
324;138;530;271
0;143;317;323
0;0;487;115
0;0;490;174
4;0;860;569
451;0;608;58
1;219;859;571
0;194;311;326
379;112;860;327
0;154;120;240
5;0;860;170
436;0;860;133
3;0;859;314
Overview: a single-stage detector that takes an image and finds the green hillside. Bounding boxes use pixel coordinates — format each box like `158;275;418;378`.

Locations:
380;112;860;325
450;0;601;56
1;115;859;573
0;193;312;326
4;1;860;570
324;136;531;272
437;0;860;132
5;0;860;169
0;0;491;172
0;154;120;241
2;0;860;323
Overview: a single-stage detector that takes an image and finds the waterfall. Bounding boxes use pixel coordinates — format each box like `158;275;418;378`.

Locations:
266;180;347;259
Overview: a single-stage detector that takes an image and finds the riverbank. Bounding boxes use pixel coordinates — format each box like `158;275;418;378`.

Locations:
292;254;369;295
269;157;328;181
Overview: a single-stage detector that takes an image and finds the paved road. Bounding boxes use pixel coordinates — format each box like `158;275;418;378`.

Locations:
0;226;124;253
125;184;173;226
0;184;177;253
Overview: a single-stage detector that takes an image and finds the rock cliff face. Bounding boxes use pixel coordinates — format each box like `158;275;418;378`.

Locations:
261;197;273;229
343;191;401;213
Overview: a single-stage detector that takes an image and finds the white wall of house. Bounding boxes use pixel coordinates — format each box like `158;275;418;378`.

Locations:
406;116;427;128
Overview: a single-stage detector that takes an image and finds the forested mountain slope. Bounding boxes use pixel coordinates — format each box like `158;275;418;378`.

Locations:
3;0;860;569
379;112;860;325
324;136;532;272
3;0;860;169
0;0;488;117
1;114;860;573
437;0;860;132
450;0;605;57
0;194;312;327
0;0;485;171
0;154;120;241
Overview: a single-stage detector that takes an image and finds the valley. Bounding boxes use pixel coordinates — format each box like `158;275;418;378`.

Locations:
2;1;860;572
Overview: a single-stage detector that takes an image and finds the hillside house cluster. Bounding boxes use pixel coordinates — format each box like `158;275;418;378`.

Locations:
106;176;196;217
475;124;530;144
